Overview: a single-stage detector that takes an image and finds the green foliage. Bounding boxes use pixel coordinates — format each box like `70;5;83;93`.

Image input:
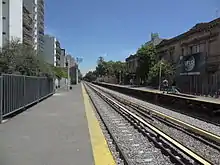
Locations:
147;60;174;86
84;71;97;82
136;44;157;80
84;56;126;82
0;40;41;75
52;66;68;80
95;56;126;76
0;39;57;78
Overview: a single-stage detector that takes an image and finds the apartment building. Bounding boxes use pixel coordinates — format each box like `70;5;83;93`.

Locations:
43;35;61;66
65;54;76;67
60;48;66;67
157;17;220;94
34;0;44;53
0;0;44;50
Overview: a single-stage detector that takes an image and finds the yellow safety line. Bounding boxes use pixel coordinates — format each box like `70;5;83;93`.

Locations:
81;84;116;165
96;87;212;165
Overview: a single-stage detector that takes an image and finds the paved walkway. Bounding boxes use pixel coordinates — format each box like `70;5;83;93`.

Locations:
0;84;115;165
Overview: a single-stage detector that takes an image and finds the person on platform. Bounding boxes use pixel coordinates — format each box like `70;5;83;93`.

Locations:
162;79;168;93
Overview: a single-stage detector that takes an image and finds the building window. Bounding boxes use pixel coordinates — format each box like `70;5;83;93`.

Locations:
195;45;200;53
2;1;6;4
190;46;193;54
2;16;6;19
181;48;184;56
2;32;6;35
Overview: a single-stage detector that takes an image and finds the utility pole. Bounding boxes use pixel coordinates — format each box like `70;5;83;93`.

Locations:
66;59;70;90
158;61;163;91
76;65;78;85
68;59;70;89
76;57;83;84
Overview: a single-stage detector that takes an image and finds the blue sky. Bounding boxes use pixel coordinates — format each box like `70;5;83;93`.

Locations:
45;0;219;75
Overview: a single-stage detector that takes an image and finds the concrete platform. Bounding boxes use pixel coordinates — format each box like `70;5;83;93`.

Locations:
0;84;115;165
104;83;220;105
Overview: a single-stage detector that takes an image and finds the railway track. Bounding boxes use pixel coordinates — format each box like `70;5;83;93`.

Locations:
91;83;220;164
85;82;219;165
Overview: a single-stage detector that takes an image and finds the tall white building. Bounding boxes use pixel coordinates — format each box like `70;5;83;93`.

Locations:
34;0;44;54
0;0;44;51
43;35;61;66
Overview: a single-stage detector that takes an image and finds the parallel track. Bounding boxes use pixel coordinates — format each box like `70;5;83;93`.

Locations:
93;83;220;147
86;83;214;165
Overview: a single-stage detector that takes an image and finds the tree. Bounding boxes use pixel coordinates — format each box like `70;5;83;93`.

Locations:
136;44;157;83
84;71;97;82
96;56;107;77
147;60;174;87
111;61;126;83
52;66;68;80
84;57;126;83
0;39;54;78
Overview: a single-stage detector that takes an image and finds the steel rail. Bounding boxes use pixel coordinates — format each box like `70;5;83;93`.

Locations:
93;83;220;146
83;83;131;165
87;83;213;165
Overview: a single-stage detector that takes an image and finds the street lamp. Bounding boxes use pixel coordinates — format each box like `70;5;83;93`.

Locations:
76;57;83;84
65;59;70;90
119;71;122;84
158;61;164;91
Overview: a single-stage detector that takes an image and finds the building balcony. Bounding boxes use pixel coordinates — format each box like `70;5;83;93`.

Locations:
38;8;44;17
23;14;33;29
56;40;60;47
38;0;44;7
23;34;33;46
23;27;33;38
39;6;44;15
56;54;61;60
56;47;61;54
56;60;61;67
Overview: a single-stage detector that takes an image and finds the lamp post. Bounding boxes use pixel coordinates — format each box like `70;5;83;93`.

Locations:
158;61;163;90
65;59;70;90
76;57;83;84
119;71;122;84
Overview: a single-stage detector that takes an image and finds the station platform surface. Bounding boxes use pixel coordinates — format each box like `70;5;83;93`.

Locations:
100;83;220;105
0;84;115;165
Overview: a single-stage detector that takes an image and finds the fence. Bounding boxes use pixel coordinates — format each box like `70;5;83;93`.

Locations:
0;74;54;122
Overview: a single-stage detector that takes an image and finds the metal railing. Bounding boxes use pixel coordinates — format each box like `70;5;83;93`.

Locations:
0;74;54;122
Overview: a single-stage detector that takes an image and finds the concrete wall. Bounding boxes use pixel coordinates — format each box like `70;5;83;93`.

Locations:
9;0;23;42
36;0;44;53
0;0;36;47
0;0;11;47
43;35;56;65
60;49;66;67
0;0;3;47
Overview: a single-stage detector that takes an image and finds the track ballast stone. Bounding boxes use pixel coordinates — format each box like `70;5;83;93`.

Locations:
86;85;174;165
93;84;220;164
95;84;220;136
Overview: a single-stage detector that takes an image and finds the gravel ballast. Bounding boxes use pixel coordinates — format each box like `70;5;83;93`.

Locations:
94;84;220;136
85;85;174;165
94;85;220;164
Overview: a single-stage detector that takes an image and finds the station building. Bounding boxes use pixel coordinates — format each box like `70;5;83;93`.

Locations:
157;17;220;95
